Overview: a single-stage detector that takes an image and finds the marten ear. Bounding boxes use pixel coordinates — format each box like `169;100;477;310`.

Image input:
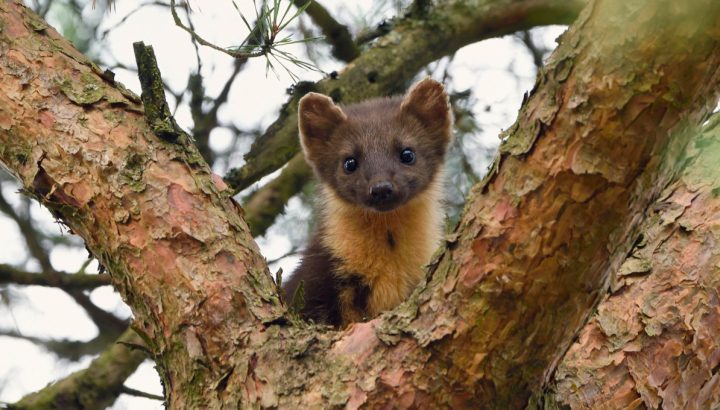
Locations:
401;77;453;144
298;93;347;165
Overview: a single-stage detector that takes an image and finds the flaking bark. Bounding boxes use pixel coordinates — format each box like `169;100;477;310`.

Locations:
2;0;720;409
405;1;720;406
545;115;720;410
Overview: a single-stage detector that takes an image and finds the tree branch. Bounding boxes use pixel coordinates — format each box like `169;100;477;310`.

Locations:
404;1;720;405
292;0;360;63
0;325;126;361
3;0;720;408
68;290;128;334
168;0;264;59
224;0;588;194
10;329;149;410
0;182;53;271
0;264;112;291
355;18;395;46
517;29;548;69
242;153;312;237
120;386;163;401
189;36;255;164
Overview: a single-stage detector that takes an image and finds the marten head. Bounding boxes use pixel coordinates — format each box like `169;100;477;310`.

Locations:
298;77;453;213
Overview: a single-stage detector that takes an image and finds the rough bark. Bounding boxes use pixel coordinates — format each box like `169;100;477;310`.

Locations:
0;1;282;407
2;1;720;410
363;1;720;407
224;0;588;193
543;115;720;410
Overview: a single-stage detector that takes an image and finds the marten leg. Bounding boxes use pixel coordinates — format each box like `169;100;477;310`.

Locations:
337;275;371;327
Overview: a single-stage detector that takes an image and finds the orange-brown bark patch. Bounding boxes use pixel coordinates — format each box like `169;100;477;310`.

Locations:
37;109;53;129
0;108;13;130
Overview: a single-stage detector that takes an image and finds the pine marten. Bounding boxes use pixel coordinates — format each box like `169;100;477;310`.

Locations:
282;77;453;327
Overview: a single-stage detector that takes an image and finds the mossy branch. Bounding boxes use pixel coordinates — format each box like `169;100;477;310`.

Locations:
133;41;187;144
292;0;360;63
10;329;149;410
242;153;313;237
0;264;112;290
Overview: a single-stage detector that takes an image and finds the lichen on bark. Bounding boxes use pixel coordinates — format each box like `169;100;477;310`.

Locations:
2;0;720;408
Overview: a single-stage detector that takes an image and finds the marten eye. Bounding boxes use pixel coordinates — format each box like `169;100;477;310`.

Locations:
344;157;358;174
400;148;416;165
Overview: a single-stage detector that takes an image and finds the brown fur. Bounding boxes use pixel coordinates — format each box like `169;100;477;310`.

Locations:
283;77;452;327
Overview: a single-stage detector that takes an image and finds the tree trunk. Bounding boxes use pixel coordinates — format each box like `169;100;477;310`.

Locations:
543;114;720;409
1;0;720;409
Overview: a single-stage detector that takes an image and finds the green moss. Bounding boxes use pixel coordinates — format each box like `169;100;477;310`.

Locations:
28;18;48;31
288;280;305;316
554;57;574;82
115;81;142;105
133;42;187;144
55;73;104;106
103;110;123;127
42;201;80;218
120;152;149;192
248;268;281;305
5;139;33;164
103;93;127;104
183;148;204;165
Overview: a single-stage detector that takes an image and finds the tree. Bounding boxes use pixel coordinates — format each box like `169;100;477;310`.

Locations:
1;0;719;408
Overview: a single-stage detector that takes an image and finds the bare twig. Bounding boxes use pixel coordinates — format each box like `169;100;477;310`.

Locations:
101;2;172;40
266;247;300;265
121;386;164;401
0;184;52;271
517;30;548;69
169;0;264;58
169;0;324;82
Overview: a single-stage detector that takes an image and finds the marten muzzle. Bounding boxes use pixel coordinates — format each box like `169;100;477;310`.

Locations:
370;181;394;201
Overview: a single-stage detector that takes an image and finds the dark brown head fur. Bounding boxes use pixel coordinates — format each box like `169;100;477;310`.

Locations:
298;77;453;212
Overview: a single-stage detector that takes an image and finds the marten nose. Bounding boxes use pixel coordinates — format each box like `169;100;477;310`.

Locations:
370;181;394;201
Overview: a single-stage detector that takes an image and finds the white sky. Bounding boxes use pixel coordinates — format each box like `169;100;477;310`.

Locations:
0;0;566;406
